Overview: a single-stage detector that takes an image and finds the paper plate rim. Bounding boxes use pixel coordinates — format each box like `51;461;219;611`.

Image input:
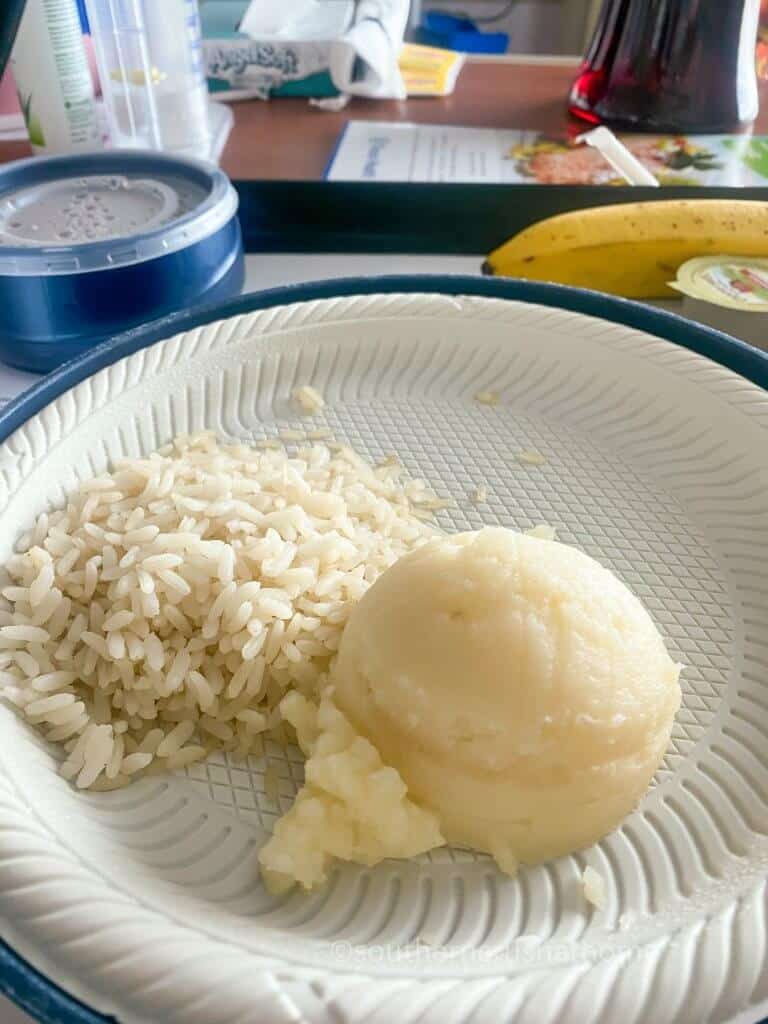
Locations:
0;275;765;1024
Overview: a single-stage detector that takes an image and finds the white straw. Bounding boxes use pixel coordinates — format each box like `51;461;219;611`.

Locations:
576;126;660;187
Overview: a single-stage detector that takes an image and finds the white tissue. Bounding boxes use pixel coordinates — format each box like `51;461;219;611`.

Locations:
239;0;408;99
240;0;353;40
331;0;408;99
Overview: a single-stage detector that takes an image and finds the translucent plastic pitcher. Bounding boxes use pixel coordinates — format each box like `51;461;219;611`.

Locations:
85;0;211;157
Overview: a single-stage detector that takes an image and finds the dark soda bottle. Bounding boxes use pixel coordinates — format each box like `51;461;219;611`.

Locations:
569;0;761;132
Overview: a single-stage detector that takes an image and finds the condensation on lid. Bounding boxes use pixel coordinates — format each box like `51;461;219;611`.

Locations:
0;175;187;246
0;152;238;277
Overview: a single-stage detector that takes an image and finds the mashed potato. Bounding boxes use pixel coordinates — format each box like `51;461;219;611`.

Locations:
258;687;444;893
260;527;682;889
333;527;682;869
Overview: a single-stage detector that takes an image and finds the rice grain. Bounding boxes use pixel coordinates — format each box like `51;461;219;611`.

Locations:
292;385;325;415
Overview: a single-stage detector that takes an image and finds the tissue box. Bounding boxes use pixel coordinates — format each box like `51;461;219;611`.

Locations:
200;1;339;99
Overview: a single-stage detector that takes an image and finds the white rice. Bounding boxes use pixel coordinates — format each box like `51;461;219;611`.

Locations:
292;385;325;415
474;390;500;406
582;865;607;909
516;450;548;466
0;433;435;790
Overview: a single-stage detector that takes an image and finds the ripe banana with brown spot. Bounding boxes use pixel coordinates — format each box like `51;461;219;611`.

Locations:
483;199;768;298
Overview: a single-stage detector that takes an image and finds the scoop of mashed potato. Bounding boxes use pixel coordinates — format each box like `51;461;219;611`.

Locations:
333;527;682;868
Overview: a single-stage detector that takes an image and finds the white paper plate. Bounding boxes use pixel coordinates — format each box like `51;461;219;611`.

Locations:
0;285;766;1024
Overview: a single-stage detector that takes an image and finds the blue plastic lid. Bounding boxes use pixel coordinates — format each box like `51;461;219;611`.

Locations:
0;151;238;276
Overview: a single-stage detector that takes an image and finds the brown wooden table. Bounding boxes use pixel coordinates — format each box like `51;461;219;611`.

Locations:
221;60;581;181
0;59;579;174
3;57;768;180
4;57;768;254
219;58;768;180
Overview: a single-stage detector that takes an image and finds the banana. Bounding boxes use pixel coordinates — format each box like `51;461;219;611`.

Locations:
483;199;768;299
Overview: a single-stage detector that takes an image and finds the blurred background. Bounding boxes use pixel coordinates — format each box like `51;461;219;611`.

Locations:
407;0;602;54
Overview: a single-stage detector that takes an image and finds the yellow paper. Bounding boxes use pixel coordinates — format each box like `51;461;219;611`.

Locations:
398;43;465;96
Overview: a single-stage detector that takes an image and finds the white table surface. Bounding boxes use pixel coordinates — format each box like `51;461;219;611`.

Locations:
0;251;755;1024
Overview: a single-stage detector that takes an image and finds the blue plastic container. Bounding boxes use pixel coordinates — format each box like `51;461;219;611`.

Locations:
0;151;244;372
416;12;508;53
